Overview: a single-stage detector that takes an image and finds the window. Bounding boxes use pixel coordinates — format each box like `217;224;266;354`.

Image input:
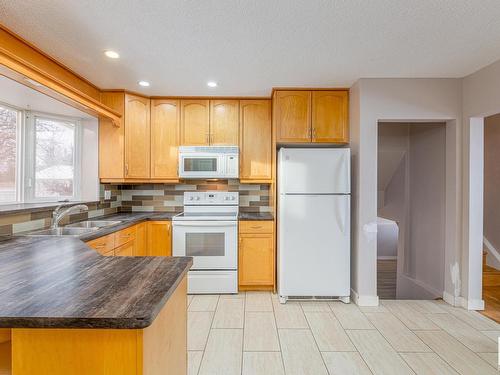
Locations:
0;104;20;203
0;103;82;204
29;115;80;200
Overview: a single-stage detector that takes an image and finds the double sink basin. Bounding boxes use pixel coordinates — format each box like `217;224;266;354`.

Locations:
27;220;122;237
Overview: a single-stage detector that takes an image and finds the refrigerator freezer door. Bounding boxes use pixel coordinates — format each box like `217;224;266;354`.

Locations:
279;148;350;194
278;194;350;297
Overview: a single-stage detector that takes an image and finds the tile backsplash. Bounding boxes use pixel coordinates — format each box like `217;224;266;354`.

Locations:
0;181;271;235
116;180;272;213
0;186;121;236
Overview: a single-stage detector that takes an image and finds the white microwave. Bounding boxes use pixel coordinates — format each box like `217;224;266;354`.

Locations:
178;146;239;179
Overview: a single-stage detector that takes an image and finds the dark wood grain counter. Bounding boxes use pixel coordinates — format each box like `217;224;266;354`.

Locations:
0;233;191;329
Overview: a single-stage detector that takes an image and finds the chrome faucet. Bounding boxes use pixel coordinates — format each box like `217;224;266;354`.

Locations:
51;203;89;229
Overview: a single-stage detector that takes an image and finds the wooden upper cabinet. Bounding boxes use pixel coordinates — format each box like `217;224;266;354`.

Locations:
99;92;125;179
180;100;210;145
239;100;272;182
151;99;180;179
124;94;151;178
210;100;239;145
275;91;311;142
312;91;349;143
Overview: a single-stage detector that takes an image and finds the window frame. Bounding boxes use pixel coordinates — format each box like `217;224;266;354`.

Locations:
0;101;23;205
0;103;83;205
24;111;82;203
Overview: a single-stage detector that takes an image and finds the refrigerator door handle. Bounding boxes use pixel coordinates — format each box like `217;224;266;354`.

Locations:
337;197;348;234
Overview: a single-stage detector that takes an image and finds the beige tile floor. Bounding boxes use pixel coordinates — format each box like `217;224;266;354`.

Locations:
187;292;500;375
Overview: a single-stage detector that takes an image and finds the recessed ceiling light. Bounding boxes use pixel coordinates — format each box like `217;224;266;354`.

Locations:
207;81;218;88
104;50;120;59
138;81;150;87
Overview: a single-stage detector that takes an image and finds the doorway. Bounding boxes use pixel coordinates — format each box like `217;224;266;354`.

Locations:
482;114;500;321
377;122;446;299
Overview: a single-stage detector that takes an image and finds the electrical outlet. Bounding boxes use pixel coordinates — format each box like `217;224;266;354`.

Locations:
104;190;111;200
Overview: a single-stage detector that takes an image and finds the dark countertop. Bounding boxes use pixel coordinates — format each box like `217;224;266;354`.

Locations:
0;212;192;329
0;210;274;329
78;212;178;241
238;212;274;221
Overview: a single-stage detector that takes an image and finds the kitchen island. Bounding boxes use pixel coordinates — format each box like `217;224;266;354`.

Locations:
0;234;192;375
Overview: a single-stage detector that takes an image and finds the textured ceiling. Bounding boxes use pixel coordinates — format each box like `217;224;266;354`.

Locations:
1;0;500;96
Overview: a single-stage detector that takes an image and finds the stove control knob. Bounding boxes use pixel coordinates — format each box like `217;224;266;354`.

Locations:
224;196;229;200
196;196;201;201
231;196;236;200
189;196;194;201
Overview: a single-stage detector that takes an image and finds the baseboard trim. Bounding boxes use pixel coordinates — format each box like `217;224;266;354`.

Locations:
461;297;485;311
442;291;461;307
351;289;379;306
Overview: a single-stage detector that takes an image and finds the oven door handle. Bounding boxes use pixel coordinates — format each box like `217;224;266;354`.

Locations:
173;221;237;227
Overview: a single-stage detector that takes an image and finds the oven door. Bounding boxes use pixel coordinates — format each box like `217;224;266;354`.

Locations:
178;153;224;178
172;221;237;270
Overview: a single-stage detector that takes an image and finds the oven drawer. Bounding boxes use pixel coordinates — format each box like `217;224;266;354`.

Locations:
187;271;237;294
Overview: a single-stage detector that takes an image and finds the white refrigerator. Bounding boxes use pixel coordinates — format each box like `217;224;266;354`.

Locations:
278;148;351;303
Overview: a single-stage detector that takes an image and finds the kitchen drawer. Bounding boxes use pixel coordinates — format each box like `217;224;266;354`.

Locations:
102;249;115;257
114;240;135;256
114;226;136;247
239;220;273;234
86;234;115;255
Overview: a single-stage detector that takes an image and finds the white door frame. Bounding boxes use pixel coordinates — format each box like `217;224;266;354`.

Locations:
463;117;485;310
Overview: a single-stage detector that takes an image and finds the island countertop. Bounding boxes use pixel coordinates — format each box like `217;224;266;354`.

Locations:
0;234;192;329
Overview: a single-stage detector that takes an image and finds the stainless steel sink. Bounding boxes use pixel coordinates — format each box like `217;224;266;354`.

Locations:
65;220;122;229
26;227;99;236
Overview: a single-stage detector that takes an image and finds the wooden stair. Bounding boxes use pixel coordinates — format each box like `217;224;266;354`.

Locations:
481;250;500;323
483;251;500;286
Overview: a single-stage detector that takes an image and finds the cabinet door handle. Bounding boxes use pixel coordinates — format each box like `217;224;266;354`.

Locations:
125;164;129;176
251;226;262;229
312;128;316;138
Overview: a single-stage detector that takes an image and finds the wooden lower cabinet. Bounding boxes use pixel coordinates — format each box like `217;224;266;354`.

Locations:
0;329;10;375
238;220;275;290
135;222;147;256
11;276;187;375
114;240;135;256
85;233;115;255
85;221;171;257
147;221;172;256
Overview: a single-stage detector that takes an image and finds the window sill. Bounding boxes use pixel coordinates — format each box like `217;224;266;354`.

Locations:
0;201;100;216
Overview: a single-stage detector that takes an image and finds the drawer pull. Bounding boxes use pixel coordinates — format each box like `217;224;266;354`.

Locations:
251;226;262;229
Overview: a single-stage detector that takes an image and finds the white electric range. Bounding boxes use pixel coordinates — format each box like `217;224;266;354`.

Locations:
172;191;239;294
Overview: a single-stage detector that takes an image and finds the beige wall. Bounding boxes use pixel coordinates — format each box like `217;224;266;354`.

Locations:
462;58;500;308
350;78;462;306
408;124;446;296
378;123;446;299
484;113;500;253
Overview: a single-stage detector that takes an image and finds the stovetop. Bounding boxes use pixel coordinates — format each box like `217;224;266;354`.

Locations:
174;191;239;222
